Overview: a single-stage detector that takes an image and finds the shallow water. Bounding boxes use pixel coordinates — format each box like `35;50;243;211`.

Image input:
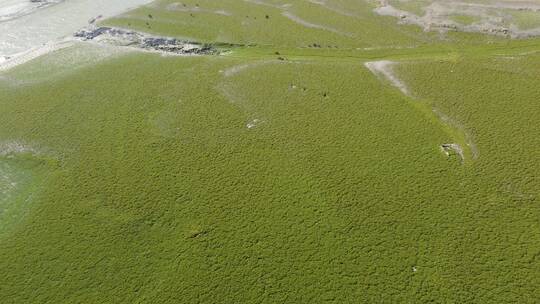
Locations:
0;0;62;22
0;0;153;58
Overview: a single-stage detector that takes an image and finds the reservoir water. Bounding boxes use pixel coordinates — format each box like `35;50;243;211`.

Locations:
0;0;152;59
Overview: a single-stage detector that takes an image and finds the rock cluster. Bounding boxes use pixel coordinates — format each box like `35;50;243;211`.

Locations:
74;27;217;55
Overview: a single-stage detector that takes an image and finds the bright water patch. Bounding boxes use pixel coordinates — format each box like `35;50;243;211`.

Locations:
0;0;63;22
0;161;17;200
0;159;32;235
0;145;50;237
0;0;154;58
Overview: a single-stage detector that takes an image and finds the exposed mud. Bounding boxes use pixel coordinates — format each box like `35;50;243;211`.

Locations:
375;0;540;38
74;26;219;55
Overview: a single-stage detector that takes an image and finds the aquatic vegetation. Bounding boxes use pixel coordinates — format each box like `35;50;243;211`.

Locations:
0;0;538;303
102;0;440;48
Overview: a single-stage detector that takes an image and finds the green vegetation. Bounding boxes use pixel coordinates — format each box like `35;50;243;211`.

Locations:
450;14;480;26
102;0;508;48
0;0;539;303
507;9;540;30
389;0;430;16
103;0;415;47
397;53;540;203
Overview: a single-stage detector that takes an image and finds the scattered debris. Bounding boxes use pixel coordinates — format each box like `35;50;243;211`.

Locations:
246;119;262;129
433;108;479;159
188;230;208;239
440;143;465;162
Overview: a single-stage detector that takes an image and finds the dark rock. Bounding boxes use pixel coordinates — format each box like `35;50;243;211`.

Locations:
74;27;219;55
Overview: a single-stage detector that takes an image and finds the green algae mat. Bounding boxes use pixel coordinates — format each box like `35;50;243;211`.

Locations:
0;0;539;303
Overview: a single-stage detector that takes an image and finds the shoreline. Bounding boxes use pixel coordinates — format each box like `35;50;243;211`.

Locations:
0;0;154;58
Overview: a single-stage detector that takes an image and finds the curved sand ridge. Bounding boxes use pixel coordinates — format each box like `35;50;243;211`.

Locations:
365;60;478;162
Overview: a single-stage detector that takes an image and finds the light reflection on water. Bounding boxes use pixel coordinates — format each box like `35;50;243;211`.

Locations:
0;0;152;57
0;0;63;22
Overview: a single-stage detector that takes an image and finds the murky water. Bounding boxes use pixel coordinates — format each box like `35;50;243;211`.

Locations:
0;0;63;22
0;0;153;58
